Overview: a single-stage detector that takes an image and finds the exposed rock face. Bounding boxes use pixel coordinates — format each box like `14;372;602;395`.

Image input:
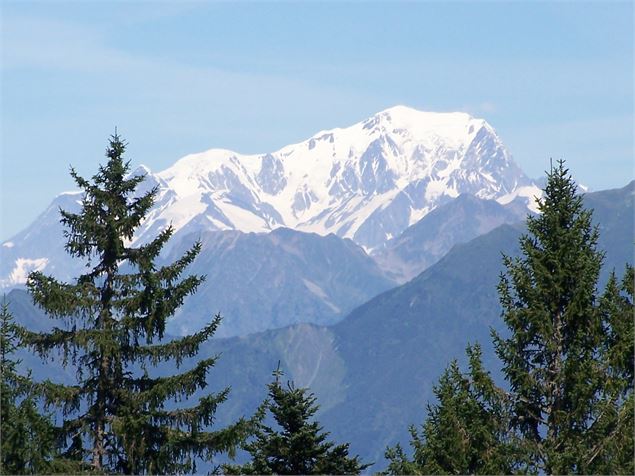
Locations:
1;105;541;336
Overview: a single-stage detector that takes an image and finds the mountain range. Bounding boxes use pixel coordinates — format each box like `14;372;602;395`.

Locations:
373;193;530;282
3;104;633;471
133;105;540;251
162;227;396;336
8;181;633;470
1;106;543;336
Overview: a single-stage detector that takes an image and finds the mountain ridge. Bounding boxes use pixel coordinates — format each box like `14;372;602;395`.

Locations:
0;105;546;337
1;105;540;291
9;181;631;470
148;105;539;251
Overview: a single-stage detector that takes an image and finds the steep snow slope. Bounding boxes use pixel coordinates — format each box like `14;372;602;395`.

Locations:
137;105;539;251
2;105;540;289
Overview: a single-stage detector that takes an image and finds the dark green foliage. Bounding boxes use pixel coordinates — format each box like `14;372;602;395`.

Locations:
22;135;250;474
1;299;50;475
385;345;513;475
583;265;634;474
492;161;632;474
385;162;634;474
225;368;368;475
0;300;84;474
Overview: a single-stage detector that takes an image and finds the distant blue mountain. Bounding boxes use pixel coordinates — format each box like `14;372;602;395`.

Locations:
7;181;633;470
161;227;398;337
373;193;530;282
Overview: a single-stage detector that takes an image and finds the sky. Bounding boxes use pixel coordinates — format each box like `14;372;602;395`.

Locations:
1;0;633;240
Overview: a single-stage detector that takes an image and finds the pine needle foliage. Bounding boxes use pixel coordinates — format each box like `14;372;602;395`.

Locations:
224;367;369;475
578;265;634;474
492;160;633;474
384;161;634;474
22;134;251;474
0;300;86;474
385;345;514;475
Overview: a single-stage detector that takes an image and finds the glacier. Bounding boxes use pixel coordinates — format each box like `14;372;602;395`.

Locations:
133;105;539;251
1;105;541;290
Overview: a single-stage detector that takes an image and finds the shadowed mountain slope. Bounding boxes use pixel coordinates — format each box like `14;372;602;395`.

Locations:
8;181;633;469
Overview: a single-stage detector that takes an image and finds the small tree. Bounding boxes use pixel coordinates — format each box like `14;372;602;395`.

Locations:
22;134;251;474
385;345;513;475
225;367;369;475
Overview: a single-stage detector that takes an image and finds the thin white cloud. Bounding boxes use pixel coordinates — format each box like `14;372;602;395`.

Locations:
0;10;373;120
2;14;132;72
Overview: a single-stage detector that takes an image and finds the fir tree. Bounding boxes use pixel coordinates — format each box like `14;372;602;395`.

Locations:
224;367;369;475
0;300;83;474
492;160;632;473
21;134;251;474
582;265;634;474
385;161;634;474
385;345;513;475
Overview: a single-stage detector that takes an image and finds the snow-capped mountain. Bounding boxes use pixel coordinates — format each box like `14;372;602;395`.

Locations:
136;105;539;250
1;105;540;290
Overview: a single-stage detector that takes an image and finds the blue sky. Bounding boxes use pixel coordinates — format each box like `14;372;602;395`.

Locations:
1;1;633;240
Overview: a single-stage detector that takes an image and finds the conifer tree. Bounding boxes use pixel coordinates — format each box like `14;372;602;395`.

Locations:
385;345;513;475
492;160;632;473
385;161;633;474
582;265;634;474
0;300;83;474
21;134;250;474
224;367;369;475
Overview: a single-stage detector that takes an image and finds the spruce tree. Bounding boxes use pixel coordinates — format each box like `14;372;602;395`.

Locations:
492;160;632;473
224;367;369;475
21;134;250;474
384;345;513;475
583;265;634;474
0;300;83;474
385;161;633;474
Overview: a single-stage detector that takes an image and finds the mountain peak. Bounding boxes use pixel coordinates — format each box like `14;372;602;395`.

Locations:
359;105;487;150
3;106;537;284
131;164;152;175
375;104;475;122
142;106;534;251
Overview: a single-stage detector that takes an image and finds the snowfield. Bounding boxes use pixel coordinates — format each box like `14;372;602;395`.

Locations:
1;105;541;287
